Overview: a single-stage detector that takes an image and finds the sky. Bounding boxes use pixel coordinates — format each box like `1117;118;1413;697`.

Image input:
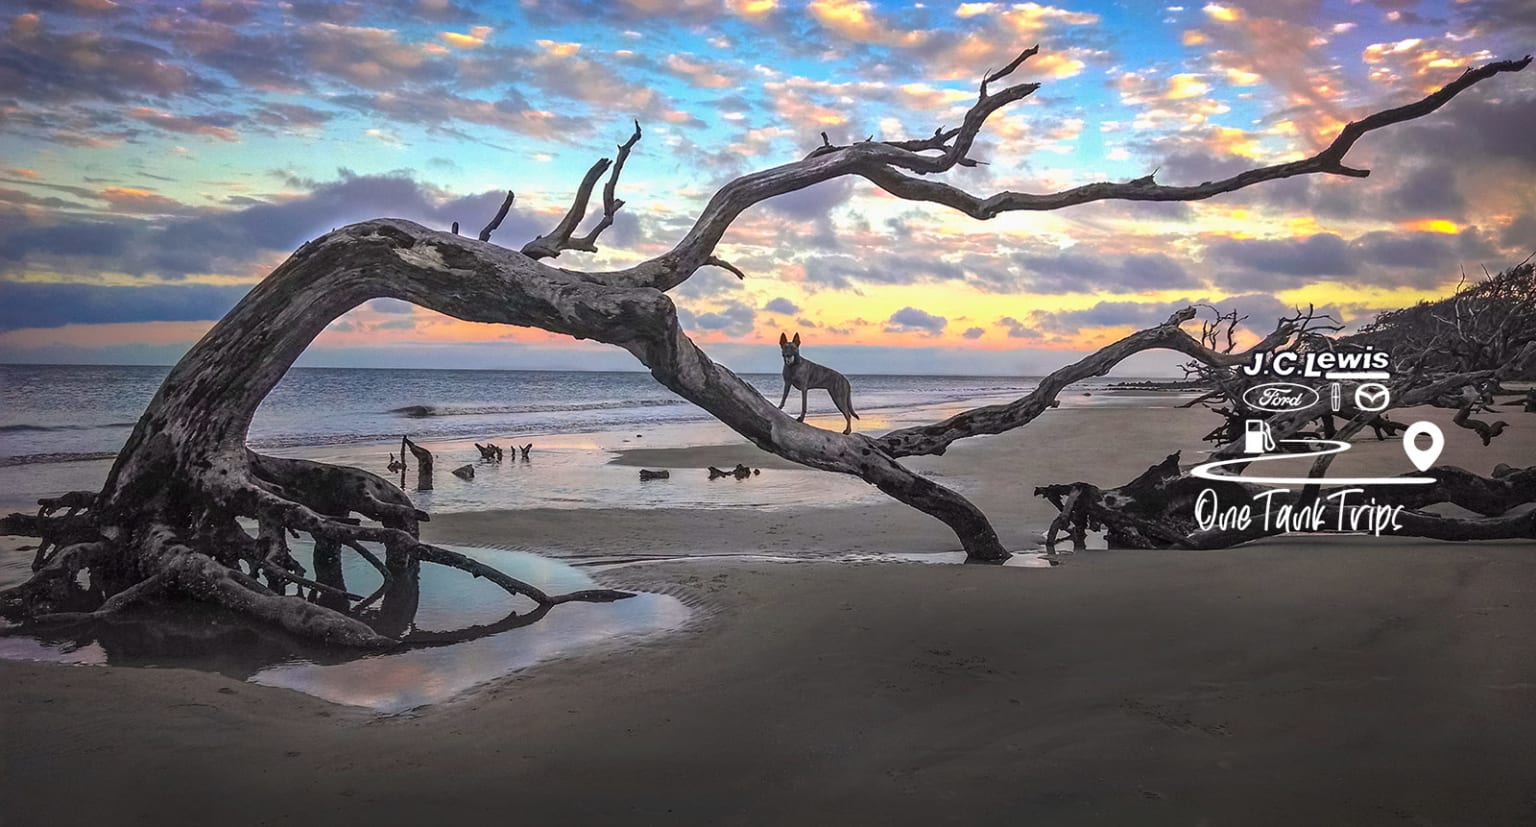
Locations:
0;0;1532;376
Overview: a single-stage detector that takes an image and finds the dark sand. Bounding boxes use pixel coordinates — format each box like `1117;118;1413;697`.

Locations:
3;403;1536;824
5;543;1536;824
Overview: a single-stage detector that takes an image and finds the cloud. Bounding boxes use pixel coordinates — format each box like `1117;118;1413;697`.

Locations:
1361;35;1495;93
1352;229;1470;273
0;188;88;210
763;297;800;314
1206;233;1356;277
330;87;591;141
518;0;729;27
298;22;456;89
0;13;211;104
961;326;985;339
439;25;493;49
884;306;947;335
673;269;745;299
1456;0;1536;37
1384;164;1465;219
0;281;249;331
1206;227;1499;291
662;53;743;88
254;103;335;130
807;0;927;48
1383;95;1536;170
692;300;757;336
1502;213;1536;249
98;186;187;214
1019;251;1201;293
0;171;543;280
126;107;241;142
1034;293;1304;337
759;176;856;221
997;316;1042;338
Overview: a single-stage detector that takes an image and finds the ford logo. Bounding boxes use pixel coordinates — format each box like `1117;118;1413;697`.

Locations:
1242;382;1320;413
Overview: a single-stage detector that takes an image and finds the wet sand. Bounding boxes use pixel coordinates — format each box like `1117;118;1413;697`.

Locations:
3;402;1536;824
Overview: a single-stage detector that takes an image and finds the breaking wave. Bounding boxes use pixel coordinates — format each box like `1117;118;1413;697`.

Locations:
389;398;689;418
0;422;138;433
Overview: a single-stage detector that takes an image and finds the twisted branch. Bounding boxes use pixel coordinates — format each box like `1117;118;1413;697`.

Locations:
523;120;642;259
478;190;515;243
593;51;1528;291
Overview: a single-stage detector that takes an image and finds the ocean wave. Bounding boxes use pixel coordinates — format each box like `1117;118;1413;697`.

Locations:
2;388;1039;468
0;421;138;433
0;450;121;468
389;398;690;418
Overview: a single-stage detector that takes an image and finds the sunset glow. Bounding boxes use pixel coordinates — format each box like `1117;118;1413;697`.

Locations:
0;0;1532;373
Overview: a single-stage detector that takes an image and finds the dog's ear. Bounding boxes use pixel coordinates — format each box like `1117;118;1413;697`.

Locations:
792;332;801;345
778;332;788;345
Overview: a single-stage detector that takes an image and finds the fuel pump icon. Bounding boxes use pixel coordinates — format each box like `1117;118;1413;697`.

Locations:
1243;419;1276;455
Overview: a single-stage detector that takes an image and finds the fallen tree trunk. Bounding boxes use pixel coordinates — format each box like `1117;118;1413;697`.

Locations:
1;47;1527;646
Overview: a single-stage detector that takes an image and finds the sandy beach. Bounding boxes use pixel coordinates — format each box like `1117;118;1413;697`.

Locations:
4;399;1535;824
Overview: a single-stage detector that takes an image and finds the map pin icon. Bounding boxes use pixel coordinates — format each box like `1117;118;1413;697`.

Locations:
1402;421;1444;472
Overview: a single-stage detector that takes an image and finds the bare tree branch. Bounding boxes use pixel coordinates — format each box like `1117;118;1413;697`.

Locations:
523;121;642;259
873;306;1325;458
478;191;514;242
596;51;1529;291
706;255;747;280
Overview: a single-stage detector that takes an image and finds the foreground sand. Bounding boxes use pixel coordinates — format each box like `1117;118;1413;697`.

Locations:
5;543;1536;824
3;402;1535;824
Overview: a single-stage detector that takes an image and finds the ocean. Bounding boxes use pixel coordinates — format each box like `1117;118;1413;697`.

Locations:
0;364;1056;468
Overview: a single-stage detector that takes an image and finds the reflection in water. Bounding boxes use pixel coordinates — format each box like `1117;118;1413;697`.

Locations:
0;544;690;713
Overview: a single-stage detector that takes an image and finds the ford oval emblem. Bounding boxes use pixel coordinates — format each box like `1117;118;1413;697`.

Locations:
1242;382;1320;413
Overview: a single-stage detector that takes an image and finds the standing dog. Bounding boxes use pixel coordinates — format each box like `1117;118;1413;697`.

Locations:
778;332;860;434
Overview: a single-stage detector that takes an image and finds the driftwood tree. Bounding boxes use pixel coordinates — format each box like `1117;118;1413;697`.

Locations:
1;47;1531;647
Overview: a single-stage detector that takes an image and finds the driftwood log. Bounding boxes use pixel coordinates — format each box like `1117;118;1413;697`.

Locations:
708;464;760;480
475;443;504;462
0;47;1529;647
402;436;433;491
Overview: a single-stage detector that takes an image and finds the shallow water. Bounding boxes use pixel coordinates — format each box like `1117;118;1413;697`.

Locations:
0;365;1046;466
0;385;1200;516
573;549;1060;570
0;544;691;713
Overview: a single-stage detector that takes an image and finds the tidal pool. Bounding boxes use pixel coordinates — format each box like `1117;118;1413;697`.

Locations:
0;544;690;713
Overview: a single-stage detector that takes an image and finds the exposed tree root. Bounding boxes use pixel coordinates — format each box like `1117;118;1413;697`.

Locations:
1;458;634;650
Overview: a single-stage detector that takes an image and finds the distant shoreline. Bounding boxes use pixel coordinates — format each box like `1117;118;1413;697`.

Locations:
1104;378;1208;391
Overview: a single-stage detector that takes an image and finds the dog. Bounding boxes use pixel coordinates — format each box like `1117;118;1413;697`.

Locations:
778;332;859;434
